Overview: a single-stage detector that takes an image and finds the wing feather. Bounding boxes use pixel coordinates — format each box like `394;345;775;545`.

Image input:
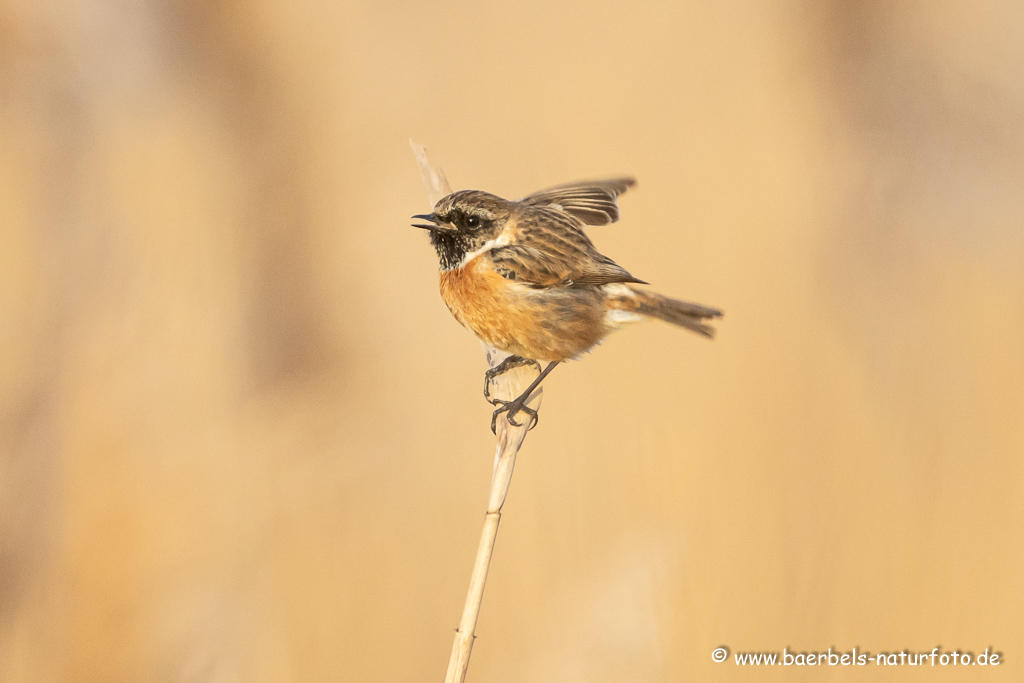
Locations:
518;176;636;225
489;205;647;288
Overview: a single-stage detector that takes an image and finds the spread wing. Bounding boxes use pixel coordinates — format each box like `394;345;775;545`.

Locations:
489;207;646;287
518;176;636;226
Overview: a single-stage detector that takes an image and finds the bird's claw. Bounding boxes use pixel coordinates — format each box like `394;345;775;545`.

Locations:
490;398;539;434
483;355;542;403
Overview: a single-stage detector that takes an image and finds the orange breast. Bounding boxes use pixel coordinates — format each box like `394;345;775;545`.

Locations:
438;257;607;362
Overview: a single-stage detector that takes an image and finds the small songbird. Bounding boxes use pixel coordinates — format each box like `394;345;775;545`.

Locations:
413;177;721;432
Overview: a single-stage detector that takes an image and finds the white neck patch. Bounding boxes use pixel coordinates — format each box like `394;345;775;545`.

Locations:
457;230;513;268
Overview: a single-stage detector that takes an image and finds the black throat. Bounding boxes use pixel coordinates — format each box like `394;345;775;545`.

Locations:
430;231;473;271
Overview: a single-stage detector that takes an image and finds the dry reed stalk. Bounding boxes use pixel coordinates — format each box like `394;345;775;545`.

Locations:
411;141;544;683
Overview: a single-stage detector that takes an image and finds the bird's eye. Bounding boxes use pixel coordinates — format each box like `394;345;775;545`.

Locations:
466;215;481;229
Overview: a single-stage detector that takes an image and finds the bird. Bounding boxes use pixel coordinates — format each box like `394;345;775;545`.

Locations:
412;177;722;432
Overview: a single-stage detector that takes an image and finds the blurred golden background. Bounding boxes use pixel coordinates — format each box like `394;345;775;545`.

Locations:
2;1;1022;681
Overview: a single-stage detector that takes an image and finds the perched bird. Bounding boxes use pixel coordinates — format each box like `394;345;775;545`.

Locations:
413;177;721;432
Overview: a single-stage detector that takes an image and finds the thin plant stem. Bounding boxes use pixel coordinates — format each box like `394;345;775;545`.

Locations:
411;141;543;683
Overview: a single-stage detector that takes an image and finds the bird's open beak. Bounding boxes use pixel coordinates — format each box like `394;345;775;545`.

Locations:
411;213;455;232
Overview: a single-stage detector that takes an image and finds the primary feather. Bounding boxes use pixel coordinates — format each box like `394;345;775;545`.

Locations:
519;177;637;225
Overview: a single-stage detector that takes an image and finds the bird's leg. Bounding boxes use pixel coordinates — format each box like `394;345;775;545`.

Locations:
483;355;542;404
490;361;560;434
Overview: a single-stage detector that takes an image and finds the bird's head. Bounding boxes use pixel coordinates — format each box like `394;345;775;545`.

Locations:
412;190;513;270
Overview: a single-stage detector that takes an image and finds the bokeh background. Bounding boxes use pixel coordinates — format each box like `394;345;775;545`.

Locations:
2;1;1023;681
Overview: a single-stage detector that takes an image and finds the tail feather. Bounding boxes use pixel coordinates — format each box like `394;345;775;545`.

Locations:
607;286;723;338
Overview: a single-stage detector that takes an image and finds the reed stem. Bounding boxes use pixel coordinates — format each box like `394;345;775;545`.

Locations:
411;141;542;683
